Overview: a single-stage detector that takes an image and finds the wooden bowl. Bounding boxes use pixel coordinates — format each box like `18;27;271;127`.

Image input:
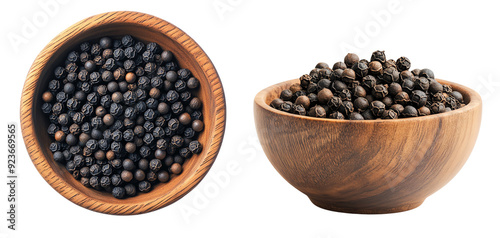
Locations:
20;11;226;215
254;79;481;214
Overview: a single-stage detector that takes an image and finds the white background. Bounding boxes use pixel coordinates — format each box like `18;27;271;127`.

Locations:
1;0;499;237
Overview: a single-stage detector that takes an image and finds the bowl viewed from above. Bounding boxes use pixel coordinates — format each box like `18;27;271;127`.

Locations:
21;11;225;215
254;78;481;214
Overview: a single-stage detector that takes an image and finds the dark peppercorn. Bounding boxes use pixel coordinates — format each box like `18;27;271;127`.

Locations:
382;109;398;119
415;77;430;91
401;105;418;117
112;187;125;199
410;90;428;108
419;68;435;79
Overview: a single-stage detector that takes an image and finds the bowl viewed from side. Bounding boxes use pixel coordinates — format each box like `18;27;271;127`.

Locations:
254;78;481;214
21;11;226;215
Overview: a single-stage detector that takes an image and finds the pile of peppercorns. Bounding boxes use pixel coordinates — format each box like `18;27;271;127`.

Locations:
41;35;204;198
271;51;465;119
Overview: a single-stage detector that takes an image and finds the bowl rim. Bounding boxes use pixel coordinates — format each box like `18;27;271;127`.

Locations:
20;11;226;215
255;78;481;123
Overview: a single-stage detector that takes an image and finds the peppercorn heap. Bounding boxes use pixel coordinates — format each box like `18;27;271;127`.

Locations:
270;51;465;119
41;35;204;199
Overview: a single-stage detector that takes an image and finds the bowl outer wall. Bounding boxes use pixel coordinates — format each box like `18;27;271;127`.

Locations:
20;11;226;215
254;78;481;210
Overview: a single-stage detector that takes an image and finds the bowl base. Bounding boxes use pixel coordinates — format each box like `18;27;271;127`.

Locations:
309;198;424;214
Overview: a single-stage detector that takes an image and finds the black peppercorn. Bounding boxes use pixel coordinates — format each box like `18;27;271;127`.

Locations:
383;67;400;84
395;57;411;71
372;85;388;99
370;100;386;117
111;186;125;199
370;50;386;63
382;109;398;119
352;61;368;78
415;77;430;91
401;105;418;117
353;97;369;112
410;90;428;108
450;91;463;103
419;68;435;79
280;89;293;101
349;112;364;120
89;164;101;176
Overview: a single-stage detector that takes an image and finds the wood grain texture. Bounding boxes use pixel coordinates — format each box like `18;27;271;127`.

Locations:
20;11;226;215
254;78;481;214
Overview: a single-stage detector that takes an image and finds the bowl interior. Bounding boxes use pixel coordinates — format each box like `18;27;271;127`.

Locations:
31;20;219;206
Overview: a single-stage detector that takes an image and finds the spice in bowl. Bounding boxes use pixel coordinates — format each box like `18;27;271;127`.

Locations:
270;51;465;120
41;35;204;198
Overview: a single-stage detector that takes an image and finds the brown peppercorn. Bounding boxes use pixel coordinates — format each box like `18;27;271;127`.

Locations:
317;88;334;104
388;83;403;96
112;92;123;103
127;83;137;91
113;68;125;80
54;131;66;142
96;85;107;96
390;104;405;115
125;72;136;83
308;105;327;118
295;95;311;109
69;124;80;135
394;92;410;105
95;106;107;117
353;86;367;98
418;106;431;116
189;97;202;110
270;98;284;109
289;83;302;94
170;163;182;175
106;151;115;160
155;149;167;160
102;49;113;59
353;97;369;112
149;88;161;99
42;91;54;102
382;109;398;119
157;171;170;183
121;170;133;183
381;97;393;108
332;61;347;70
125;142;137;153
368;61;383;75
400;70;414;81
179;112;192;125
192;119;204;132
79;133;91;146
134;169;146;181
330;111;345;119
341;68;356;84
344;53;359;68
103;114;114;126
94;150;105;160
158;102;170;114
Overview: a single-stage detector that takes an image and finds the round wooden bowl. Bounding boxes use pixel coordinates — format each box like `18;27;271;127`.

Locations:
254;79;481;214
20;11;226;215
